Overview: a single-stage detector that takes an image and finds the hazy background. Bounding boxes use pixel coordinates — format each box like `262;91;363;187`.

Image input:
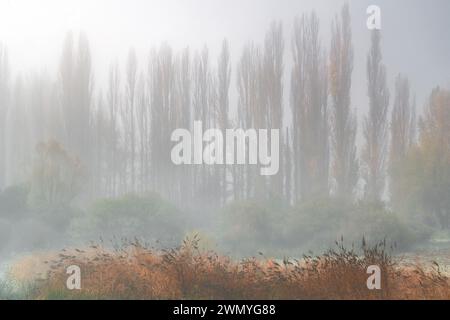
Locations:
0;0;449;120
0;0;449;263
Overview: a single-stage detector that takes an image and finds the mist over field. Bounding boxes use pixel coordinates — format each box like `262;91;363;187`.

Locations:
0;0;450;300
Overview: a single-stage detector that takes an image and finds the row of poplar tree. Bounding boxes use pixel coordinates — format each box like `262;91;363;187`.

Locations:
0;4;444;214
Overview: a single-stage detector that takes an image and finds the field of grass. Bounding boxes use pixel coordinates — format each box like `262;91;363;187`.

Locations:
3;237;450;300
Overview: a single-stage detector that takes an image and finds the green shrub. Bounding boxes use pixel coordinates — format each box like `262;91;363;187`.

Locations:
285;199;431;252
282;197;353;253
219;197;431;256
219;199;286;256
342;202;431;250
70;193;184;246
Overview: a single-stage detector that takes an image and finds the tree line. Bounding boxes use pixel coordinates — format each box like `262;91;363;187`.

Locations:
0;4;449;228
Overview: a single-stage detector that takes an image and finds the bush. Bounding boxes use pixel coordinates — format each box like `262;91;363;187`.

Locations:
69;193;185;246
219;200;286;256
342;202;431;250
220;197;430;256
282;197;353;253
284;199;431;253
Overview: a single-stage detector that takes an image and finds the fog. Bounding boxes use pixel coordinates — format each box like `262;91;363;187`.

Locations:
0;0;450;267
1;0;449;113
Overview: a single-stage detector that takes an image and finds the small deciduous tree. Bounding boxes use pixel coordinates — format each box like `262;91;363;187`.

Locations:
28;141;83;209
393;88;450;229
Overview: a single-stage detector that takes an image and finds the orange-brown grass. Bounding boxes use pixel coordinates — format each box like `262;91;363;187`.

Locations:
24;237;450;300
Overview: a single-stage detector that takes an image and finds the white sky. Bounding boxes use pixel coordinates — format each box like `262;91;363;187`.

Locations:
0;0;449;126
0;0;339;73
